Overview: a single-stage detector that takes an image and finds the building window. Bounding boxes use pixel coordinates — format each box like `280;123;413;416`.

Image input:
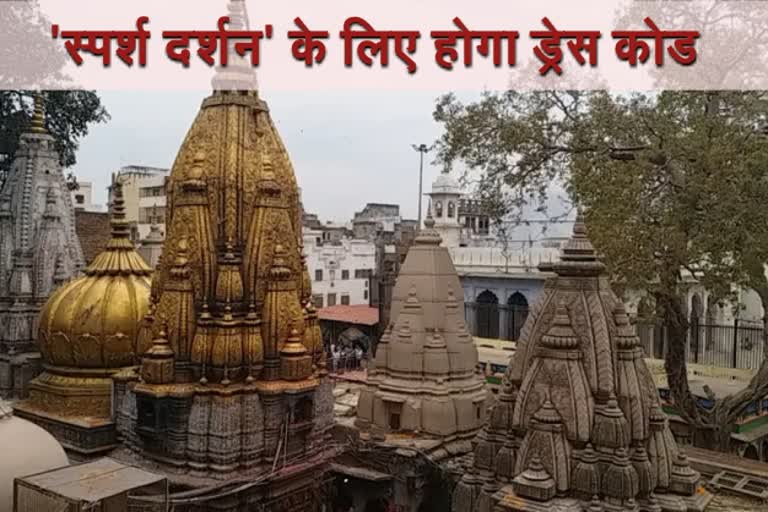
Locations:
315;269;323;282
355;269;372;279
435;201;443;218
312;294;323;308
329;270;336;281
327;293;337;307
342;269;349;280
341;294;350;305
139;206;166;225
140;186;165;198
448;202;455;218
75;194;84;204
364;290;369;301
364;280;368;288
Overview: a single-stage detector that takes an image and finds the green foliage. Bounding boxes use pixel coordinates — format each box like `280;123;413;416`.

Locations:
434;90;768;436
0;91;109;190
434;90;768;307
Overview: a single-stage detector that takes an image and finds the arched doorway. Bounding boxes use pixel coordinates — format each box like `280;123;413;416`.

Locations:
744;444;760;461
506;292;529;341
476;290;499;339
690;294;703;363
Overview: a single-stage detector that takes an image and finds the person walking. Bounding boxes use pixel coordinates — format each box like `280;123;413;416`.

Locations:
331;344;340;373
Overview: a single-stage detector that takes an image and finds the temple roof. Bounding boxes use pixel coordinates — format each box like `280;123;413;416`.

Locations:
37;181;152;369
0;93;84;303
357;214;488;439
430;170;461;196
452;213;711;512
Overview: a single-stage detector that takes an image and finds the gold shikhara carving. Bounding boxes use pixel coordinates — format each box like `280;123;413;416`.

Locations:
141;89;324;387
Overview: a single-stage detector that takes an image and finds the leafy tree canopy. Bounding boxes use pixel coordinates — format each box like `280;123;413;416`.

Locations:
0;90;109;189
434;90;768;445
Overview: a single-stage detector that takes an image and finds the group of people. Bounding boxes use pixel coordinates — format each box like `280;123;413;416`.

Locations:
329;343;366;373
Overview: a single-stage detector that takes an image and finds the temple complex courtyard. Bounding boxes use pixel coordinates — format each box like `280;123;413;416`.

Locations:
2;4;768;509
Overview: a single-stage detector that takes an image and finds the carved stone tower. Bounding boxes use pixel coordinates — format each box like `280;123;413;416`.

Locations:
113;2;334;509
138;210;165;268
358;214;488;445
451;214;712;512
0;94;85;398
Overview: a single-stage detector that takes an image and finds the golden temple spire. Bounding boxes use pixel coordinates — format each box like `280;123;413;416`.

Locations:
28;92;48;134
85;180;152;276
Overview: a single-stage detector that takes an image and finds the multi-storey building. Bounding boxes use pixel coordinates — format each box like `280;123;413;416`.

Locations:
108;165;169;241
303;227;375;309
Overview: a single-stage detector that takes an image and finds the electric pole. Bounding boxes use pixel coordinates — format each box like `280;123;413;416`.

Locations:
411;144;430;229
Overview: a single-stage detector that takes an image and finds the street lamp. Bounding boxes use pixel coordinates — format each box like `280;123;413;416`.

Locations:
411;144;431;230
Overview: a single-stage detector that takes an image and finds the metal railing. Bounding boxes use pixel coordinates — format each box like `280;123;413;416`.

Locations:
463;301;766;370
635;320;765;370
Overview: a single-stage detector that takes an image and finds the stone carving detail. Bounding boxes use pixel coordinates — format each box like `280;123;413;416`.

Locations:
357;214;488;439
0;94;84;397
452;213;712;512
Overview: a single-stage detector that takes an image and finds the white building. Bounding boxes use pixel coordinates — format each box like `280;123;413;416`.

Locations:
303;227;375;309
425;170;766;353
71;181;103;212
110;165;169;240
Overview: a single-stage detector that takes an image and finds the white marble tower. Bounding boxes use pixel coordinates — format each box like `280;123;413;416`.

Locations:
426;169;463;248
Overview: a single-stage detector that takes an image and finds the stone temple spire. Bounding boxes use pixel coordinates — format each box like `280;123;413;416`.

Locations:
452;215;712;512
138;205;165;268
0;92;84;398
357;205;487;446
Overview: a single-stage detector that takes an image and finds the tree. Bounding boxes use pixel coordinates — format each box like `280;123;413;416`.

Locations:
0;2;109;190
0;90;109;190
433;89;768;449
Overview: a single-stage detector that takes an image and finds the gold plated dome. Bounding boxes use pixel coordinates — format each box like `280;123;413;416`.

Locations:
38;181;152;369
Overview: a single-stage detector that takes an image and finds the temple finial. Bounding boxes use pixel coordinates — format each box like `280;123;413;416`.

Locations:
109;179;130;240
28;92;48;134
573;207;587;237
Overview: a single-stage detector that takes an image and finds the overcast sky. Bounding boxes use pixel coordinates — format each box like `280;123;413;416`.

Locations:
72;89;484;223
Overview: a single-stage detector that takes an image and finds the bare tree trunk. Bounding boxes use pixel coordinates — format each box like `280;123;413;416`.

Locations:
705;285;768;451
657;266;706;442
659;291;703;426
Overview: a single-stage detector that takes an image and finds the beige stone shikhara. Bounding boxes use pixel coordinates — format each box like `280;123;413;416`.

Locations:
452;214;713;512
357;213;489;445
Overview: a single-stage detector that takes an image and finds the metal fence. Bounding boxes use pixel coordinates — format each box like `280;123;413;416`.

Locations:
634;320;765;370
463;301;765;370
